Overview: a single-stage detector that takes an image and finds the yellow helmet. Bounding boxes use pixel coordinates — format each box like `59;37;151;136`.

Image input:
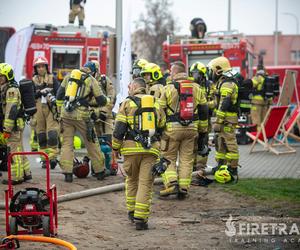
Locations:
189;62;207;76
73;136;82;150
132;59;149;78
0;63;14;81
214;165;232;184
91;60;100;72
140;63;163;81
208;56;231;76
133;59;148;69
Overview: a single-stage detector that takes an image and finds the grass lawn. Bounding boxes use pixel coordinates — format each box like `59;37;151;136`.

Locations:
220;179;300;215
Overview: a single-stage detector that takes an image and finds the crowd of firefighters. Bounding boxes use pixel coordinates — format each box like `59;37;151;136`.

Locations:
0;52;272;230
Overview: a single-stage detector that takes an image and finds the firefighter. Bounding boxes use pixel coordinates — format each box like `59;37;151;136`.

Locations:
189;62;217;182
69;0;86;26
112;77;166;230
0;63;31;185
32;56;60;169
56;67;108;182
190;17;207;39
250;68;271;129
131;59;148;79
90;60;116;136
208;56;239;179
140;63;165;98
160;62;171;84
159;61;208;198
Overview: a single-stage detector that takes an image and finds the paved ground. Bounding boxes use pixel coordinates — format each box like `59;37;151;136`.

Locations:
207;144;300;179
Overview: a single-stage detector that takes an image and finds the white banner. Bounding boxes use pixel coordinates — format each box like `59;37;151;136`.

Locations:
5;26;34;82
113;0;132;113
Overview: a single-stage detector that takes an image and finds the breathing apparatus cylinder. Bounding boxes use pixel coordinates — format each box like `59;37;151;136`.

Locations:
140;95;155;137
65;69;82;112
65;70;81;102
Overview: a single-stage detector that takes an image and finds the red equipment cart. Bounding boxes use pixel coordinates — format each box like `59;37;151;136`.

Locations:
5;151;58;237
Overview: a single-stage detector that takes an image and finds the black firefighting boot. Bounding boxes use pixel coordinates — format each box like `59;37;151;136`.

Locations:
41;160;46;169
64;173;73;183
94;170;106;180
135;218;148;230
50;159;58;169
177;187;188;200
24;173;32;181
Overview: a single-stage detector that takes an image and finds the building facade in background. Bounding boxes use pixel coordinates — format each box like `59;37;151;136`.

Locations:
246;34;300;66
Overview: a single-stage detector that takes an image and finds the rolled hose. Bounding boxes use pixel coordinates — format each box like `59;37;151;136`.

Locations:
6;235;77;250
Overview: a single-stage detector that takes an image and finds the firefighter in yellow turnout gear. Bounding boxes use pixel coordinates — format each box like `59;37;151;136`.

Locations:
89;60;116;136
112;77;166;230
140;63;165;99
189;62;217;172
32;56;60;169
159;61;208;198
250;69;271;130
56;68;108;182
0;63;31;185
208;57;239;180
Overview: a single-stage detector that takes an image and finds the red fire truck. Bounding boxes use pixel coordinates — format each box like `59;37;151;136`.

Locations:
162;30;254;78
25;24;110;81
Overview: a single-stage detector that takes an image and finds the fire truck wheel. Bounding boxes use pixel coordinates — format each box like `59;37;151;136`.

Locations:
9;217;18;235
42;216;50;237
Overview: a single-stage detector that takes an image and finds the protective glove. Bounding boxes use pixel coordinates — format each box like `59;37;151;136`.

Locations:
99;111;107;122
198;145;211;157
90;111;98;121
40;88;52;96
213;123;222;133
152;157;171;176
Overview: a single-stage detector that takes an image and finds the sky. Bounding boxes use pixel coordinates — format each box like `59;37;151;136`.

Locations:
0;0;299;35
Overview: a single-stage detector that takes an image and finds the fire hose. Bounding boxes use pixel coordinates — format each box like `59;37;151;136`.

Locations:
1;235;77;250
0;172;204;208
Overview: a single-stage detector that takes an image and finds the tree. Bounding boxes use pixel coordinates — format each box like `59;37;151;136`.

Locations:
132;0;177;63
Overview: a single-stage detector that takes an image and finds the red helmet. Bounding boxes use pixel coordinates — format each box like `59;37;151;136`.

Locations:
73;157;90;178
33;56;49;66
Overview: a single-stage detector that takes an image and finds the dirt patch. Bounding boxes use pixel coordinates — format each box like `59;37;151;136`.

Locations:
1;173;300;250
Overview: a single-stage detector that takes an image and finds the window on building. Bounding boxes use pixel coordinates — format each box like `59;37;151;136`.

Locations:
291;50;300;62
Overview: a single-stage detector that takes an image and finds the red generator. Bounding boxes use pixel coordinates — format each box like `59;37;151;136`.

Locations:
5;152;58;237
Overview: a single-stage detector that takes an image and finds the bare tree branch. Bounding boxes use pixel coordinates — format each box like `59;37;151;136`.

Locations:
132;0;178;63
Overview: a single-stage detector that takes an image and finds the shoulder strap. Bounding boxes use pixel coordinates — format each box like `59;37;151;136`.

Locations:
127;96;141;107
